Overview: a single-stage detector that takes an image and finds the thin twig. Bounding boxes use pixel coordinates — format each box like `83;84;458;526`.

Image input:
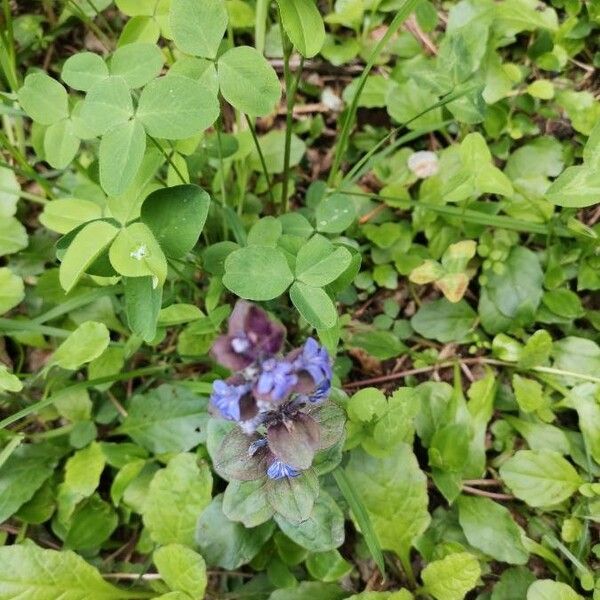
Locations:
107;391;128;418
463;479;502;487
404;15;438;55
462;485;515;501
359;203;387;224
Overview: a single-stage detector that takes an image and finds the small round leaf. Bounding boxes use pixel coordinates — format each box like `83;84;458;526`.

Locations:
136;75;219;139
62;53;109;91
170;0;228;59
223;246;293;300
18;72;69;126
218;46;281;116
140;184;211;258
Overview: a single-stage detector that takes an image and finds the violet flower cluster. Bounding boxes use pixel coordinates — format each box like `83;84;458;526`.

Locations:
210;301;333;480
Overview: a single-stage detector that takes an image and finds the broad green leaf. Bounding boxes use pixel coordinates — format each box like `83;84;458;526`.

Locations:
295;235;352;286
457;496;528;564
170;56;219;94
491;567;536;600
154;544;207;598
495;0;558;34
59;220;119;292
346;444;430;560
218;46;281;116
140;184;211;258
552;336;600;382
223;479;274;527
57;441;106;522
0;217;28;257
0;444;58;522
527;79;554;99
53;387;92;422
0;166;20;218
79;76;134;137
484;247;543;324
526;580;582;600
0;544;129;599
290;282;338;329
43;119;80;169
266;470;319;523
158;303;203;326
472;164;513;200
62;52;109;91
170;0;228;59
546;165;600;208
583;119;600;167
512;374;545;413
499;450;582;507
386;79;441;130
349;330;405;360
109;222;168;287
117;384;208;453
347;387;387;423
223;246;294;300
279;213;314;238
136;75;219;139
119;14;161;45
316;194;356;234
109;42;164;88
49;322;110;371
518;330;553;369
249;130;305;173
276;0;325;58
196;495;275;568
306;550;353;583
275;490;345;552
247;216;282;247
124;276;163;342
504;416;570;455
459;132;491;168
208;422;269;482
0;268;24;315
61;494;118;552
99;119;146;196
143;453;212;546
18;72;68;125
565;383;600;465
411;298;477;343
0;364;22;393
421;552;481;600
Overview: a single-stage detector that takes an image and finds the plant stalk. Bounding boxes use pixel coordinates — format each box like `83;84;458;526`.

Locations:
327;0;421;186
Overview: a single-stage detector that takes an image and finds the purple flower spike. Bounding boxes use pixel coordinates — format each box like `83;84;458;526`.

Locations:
256;359;298;402
211;301;285;371
308;379;332;404
294;338;332;386
267;460;301;480
210;379;250;421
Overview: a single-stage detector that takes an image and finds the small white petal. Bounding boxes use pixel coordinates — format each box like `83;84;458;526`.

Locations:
407;151;440;178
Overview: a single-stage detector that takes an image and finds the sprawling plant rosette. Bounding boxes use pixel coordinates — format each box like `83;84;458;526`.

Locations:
205;301;346;529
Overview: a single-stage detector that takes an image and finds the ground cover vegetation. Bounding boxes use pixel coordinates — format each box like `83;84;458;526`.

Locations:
0;0;599;598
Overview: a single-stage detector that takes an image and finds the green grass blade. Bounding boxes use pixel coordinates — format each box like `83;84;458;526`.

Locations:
0;366;169;430
327;0;421;187
342;83;480;186
333;467;386;578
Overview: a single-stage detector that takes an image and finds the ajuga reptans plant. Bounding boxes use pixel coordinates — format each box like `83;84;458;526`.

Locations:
209;301;344;481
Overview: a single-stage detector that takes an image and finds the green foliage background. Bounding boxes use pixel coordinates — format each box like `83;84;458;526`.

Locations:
0;0;599;598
